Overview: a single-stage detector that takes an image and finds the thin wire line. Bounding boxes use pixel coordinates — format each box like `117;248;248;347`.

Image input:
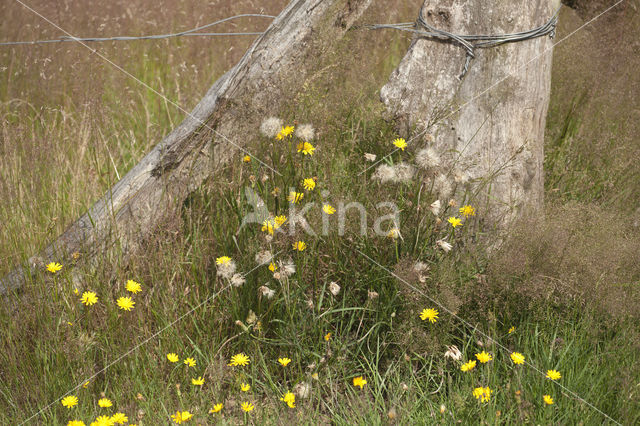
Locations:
359;1;625;177
0;13;274;46
19;251;277;425
356;249;622;425
10;0;281;176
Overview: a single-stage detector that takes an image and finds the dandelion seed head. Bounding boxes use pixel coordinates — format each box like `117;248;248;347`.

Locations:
453;169;470;184
416;148;441;170
393;162;416;183
372;164;396;183
434;174;452;198
295;123;315;141
444;345;462;361
255;250;273;265
217;259;237;279
436;239;453;252
329;281;341;296
364;153;377;162
260;117;283;138
231;273;246;287
429;199;441;216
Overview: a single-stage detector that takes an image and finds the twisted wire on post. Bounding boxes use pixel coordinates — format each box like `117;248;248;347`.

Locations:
368;5;560;79
0;14;275;46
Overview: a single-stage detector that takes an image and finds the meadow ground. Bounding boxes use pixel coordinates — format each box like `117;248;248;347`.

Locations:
1;0;639;424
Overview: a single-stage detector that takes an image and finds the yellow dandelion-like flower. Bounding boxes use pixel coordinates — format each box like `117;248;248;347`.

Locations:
98;398;112;408
475;351;493;363
302;178;316;191
171;411;193;424
393;138;407;151
510;352;525;365
125;280;142;294
287;191;304;204
61;395;78;408
268;262;278;272
67;421;85;426
80;291;98;306
459;205;476;218
243;155;251;163
82;381;90;389
353;376;367;389
73;288;79;295
323;204;336;215
228;353;250;367
278;357;292;367
184;357;196;367
420;308;439;323
167;353;179;363
447;217;462;228
460;360;477;372
543;394;554;405
387;228;400;239
209;403;223;414
280;391;296;408
297;142;315;155
93;415;114;426
241;402;254;412
262;220;275;235
324;332;332;341
292;241;306;251
473;386;492;402
274;215;287;227
191;376;205;386
240;383;251;392
111;413;128;424
116;296;135;311
46;262;63;273
216;256;231;265
546;369;561;380
276;125;295;140
508;326;516;334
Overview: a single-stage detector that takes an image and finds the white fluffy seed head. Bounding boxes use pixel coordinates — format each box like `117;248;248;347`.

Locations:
430;199;441;216
434;174;452;199
372;164;396;183
436;239;453;252
364;153;377;162
453;169;470;184
393;163;416;183
295;123;315;141
258;285;275;299
416;147;441;171
260;117;283;138
217;260;237;279
294;381;311;399
329;281;341;296
255;250;273;265
231;273;246;287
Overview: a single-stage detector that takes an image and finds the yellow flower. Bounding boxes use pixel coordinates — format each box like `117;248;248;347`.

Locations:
61;395;78;408
472;386;491;402
125;280;142;294
209;403;223;414
280;391;296;408
171;411;193;424
508;326;516;334
184;357;196;367
216;256;231;265
268;262;277;272
262;220;275;235
192;376;205;386
302;178;316;191
67;421;86;426
459;205;476;217
167;353;179;363
287;191;304;204
546;369;561;380
475;351;493;363
292;241;307;251
73;288;79;295
92;416;114;426
447;216;462;228
311;372;319;380
116;296;135;311
387;228;400;239
111;413;128;424
82;381;90;389
510;352;525;365
80;291;98;306
241;383;251;392
460;360;477;372
543;394;554;405
228;353;250;367
243;155;251;163
393;138;407;151
46;262;63;273
297;142;315;155
323;204;336;215
419;308;439;323
98;398;112;408
324;332;332;341
274;215;287;226
353;376;367;389
278;357;292;367
241;402;254;412
276;125;295;140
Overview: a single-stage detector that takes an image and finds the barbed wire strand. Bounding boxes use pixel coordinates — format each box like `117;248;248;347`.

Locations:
0;13;275;46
